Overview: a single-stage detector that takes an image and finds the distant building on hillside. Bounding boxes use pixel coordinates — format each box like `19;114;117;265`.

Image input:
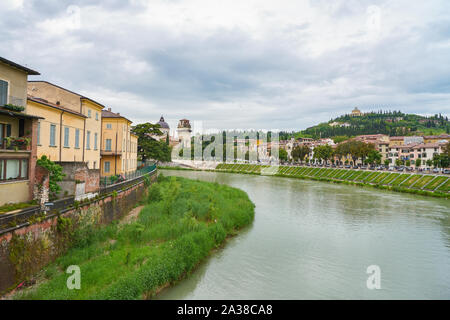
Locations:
329;121;351;127
351;107;363;117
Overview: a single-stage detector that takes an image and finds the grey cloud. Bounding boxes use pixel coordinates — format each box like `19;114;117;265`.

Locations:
0;0;449;131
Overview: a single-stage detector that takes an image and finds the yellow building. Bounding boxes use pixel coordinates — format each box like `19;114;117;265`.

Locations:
27;81;104;169
101;108;138;177
27;97;86;163
0;57;41;205
423;134;450;144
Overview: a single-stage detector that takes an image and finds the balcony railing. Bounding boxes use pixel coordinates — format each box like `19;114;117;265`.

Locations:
1;96;26;108
100;149;122;156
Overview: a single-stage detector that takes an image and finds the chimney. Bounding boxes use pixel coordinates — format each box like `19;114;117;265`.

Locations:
56;101;60;106
108;108;111;111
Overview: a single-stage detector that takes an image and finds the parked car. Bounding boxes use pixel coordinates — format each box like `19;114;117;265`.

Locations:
345;165;351;168
361;165;368;169
388;167;395;171
397;167;405;172
406;167;414;172
443;169;450;174
433;168;440;173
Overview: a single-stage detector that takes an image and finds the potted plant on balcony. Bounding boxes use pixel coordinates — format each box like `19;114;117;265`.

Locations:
2;104;25;112
4;136;31;151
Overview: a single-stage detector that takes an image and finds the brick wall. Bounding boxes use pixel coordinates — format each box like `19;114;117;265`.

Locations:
58;162;100;197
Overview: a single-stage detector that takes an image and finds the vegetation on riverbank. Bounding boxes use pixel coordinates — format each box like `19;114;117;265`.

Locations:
14;175;255;300
215;164;450;198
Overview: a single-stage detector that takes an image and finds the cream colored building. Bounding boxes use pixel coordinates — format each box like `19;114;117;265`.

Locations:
101;108;138;177
0;57;41;205
27;81;104;169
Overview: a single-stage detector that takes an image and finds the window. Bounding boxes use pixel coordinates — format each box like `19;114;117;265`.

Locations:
94;132;98;150
86;131;91;149
75;129;80;148
106;123;112;129
0;158;28;181
96;112;99;121
37;122;41;145
64;127;70;147
0;80;8;106
105;139;112;151
50;124;56;146
104;161;110;173
88;109;91;118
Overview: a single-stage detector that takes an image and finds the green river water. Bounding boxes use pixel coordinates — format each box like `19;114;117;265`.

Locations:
157;170;450;299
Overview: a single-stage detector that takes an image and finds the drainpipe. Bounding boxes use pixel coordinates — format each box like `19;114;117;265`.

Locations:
115;131;118;175
82;118;86;162
59;111;65;162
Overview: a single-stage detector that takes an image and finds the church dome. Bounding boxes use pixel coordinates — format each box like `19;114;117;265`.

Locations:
157;116;170;129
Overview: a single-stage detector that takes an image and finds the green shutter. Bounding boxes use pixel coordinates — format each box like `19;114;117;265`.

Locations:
0;80;8;106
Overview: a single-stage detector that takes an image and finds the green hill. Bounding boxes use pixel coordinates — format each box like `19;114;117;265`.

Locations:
293;110;450;140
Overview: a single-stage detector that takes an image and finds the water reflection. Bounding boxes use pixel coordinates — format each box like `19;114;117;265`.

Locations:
156;170;450;299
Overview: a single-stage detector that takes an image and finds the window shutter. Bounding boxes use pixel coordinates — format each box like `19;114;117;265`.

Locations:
0;80;8;106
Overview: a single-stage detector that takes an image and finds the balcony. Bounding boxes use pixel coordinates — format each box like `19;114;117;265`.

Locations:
101;149;122;156
1;136;31;151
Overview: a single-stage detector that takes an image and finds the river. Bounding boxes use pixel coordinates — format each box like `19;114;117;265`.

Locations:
157;170;450;299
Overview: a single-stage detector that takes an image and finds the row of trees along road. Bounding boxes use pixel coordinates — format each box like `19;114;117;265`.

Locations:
290;140;381;165
289;141;450;167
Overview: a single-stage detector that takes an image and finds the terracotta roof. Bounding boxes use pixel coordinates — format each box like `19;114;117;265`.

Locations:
28;81;105;109
423;134;450;139
390;136;404;140
27;96;87;118
412;143;445;149
102;108;130;122
0;56;40;75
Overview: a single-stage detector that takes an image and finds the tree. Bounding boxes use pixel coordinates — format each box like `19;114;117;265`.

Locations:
292;145;310;163
443;141;450;157
366;149;381;165
36;155;64;199
384;159;390;166
132;123;172;162
405;160;411;167
415;159;421;168
426;159;432;167
313;145;333;164
279;148;288;162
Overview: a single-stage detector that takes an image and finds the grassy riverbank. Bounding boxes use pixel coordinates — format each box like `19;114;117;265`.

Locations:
14;175;255;300
214;164;450;198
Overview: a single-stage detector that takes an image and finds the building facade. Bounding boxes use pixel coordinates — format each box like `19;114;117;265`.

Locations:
27;81;103;169
100;108;138;177
0;57;41;205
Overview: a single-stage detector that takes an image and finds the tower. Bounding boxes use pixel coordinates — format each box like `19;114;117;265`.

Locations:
177;119;192;148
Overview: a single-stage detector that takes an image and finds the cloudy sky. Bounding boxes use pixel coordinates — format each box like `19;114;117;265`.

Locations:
1;0;449;132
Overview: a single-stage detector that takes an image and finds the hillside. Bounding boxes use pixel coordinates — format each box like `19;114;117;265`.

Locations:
293;110;450;140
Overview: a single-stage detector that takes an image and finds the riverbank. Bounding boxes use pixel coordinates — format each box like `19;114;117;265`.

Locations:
12;175;255;299
162;164;449;198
